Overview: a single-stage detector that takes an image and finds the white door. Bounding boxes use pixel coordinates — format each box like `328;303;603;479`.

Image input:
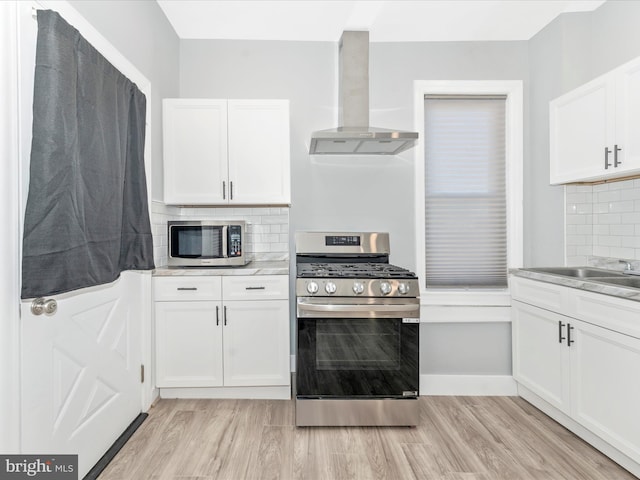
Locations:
512;300;571;413
163;99;229;205
222;300;290;386
615;56;640;176
227;99;291;205
549;74;615;184
570;319;640;463
155;300;224;387
20;272;143;477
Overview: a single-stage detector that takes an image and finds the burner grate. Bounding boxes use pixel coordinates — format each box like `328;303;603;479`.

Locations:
297;262;417;279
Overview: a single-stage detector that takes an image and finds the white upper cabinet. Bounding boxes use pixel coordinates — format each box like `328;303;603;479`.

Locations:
163;99;290;205
550;56;640;184
227;100;291;205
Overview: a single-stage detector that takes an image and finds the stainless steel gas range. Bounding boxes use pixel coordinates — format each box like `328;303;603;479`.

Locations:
295;231;420;427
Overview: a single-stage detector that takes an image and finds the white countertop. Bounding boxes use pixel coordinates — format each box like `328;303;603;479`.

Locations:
153;260;290;276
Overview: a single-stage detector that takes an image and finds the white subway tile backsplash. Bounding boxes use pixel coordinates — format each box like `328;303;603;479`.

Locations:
594;202;609;214
565;177;640;264
608;200;635;213
610;224;635;236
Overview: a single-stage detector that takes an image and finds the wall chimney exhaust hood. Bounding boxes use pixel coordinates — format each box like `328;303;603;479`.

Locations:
309;31;418;155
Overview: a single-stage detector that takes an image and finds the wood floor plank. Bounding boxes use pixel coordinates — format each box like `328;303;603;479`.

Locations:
98;396;638;480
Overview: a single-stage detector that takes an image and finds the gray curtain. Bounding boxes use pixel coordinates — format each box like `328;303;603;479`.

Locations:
21;10;155;299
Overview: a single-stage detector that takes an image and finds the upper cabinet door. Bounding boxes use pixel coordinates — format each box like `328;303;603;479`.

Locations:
614;57;640;177
227;100;291;205
549;75;615;185
163;99;228;205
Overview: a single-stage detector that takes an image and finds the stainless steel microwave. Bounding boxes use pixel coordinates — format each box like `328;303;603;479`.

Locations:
168;220;251;267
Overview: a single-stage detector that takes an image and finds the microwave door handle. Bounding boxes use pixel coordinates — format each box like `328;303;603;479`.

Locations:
221;225;228;258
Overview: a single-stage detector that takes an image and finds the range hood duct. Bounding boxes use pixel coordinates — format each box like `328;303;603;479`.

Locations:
309;31;418;155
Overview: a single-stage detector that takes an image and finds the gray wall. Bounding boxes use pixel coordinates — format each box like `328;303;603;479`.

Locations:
68;0;180;202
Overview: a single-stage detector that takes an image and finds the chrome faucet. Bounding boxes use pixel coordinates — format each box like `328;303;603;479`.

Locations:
620;260;633;271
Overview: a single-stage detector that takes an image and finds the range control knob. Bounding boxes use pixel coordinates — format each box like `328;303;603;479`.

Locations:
306;281;319;294
325;281;337;294
352;282;365;295
398;283;410;295
380;281;392;295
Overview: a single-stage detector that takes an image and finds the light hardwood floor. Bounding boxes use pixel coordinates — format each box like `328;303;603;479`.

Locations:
98;396;637;480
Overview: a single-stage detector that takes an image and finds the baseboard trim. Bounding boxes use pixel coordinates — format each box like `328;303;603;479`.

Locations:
159;385;291;400
421;374;517;396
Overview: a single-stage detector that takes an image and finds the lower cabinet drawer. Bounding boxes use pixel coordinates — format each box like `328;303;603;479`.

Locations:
154;276;222;301
222;275;289;300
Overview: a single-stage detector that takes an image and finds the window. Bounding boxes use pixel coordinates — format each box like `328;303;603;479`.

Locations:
414;81;523;303
424;95;507;288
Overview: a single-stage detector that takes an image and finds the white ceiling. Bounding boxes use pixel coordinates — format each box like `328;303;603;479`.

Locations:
157;0;606;42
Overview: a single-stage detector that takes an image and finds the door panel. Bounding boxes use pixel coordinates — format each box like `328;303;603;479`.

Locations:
571;320;640;463
21;272;143;477
155;300;223;387
223;300;289;386
512;301;570;413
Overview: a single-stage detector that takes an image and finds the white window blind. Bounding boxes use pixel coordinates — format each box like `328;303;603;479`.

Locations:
424;95;507;289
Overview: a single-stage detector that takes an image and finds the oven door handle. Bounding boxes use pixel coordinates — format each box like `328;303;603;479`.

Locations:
297;300;419;318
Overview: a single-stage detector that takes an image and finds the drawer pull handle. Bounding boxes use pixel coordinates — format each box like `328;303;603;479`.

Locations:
224;305;227;326
216;306;220;326
558;321;566;343
614;144;622;167
177;287;198;291
567;323;575;347
245;286;266;290
605;147;612;169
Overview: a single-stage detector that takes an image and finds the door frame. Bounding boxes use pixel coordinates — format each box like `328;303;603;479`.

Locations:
1;0;22;454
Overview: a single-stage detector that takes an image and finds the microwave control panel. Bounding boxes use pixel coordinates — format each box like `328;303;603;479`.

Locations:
228;225;242;256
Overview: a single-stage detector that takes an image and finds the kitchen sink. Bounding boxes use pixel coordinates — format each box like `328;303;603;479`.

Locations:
525;267;626;278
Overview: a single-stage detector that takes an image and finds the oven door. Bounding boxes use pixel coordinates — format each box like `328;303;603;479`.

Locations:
296;297;419;399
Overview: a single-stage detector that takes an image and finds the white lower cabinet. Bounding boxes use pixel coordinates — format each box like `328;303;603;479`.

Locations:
222;300;290;387
156;300;224;387
570;320;640;463
512;301;570;413
511;276;640;470
154;275;290;398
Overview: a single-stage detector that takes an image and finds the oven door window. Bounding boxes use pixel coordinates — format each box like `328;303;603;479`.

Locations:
297;317;419;398
171;226;223;259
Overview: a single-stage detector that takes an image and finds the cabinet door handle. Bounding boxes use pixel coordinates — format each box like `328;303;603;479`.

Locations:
567;323;575;347
223;305;227;326
177;287;197;291
614;144;622;167
558;321;566;343
223;181;226;200
216;305;219;326
604;147;612;169
230;181;234;200
245;286;266;290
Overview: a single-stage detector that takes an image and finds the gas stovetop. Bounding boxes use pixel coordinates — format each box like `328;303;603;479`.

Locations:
297;262;417;280
294;231;419;298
